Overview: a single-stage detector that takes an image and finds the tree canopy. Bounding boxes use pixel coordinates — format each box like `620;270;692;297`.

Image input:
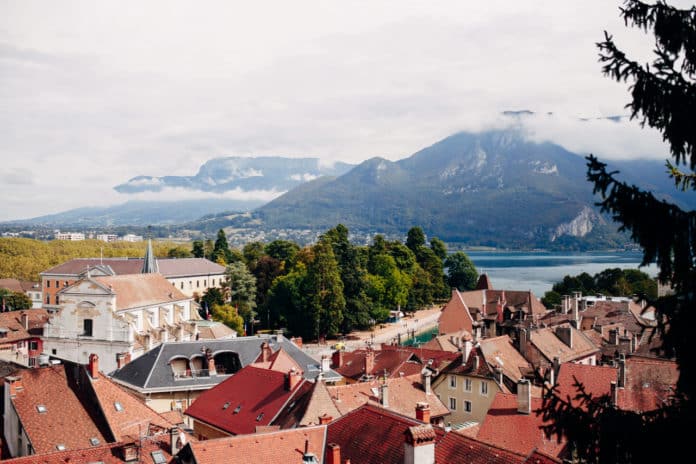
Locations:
542;2;696;462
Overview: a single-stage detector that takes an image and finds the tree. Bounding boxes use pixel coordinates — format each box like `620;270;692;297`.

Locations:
304;240;345;339
265;239;300;268
430;237;448;261
211;229;232;264
192;240;205;258
225;261;257;333
210;303;244;335
167;245;192;258
405;226;426;252
444;251;479;291
542;2;696;462
0;289;32;311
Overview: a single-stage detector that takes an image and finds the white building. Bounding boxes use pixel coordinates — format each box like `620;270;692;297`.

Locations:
119;234;143;242
96;234;118;242
42;273;199;373
54;232;85;241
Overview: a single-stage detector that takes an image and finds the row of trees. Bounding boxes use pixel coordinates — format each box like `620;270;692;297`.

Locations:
198;225;478;341
541;267;657;308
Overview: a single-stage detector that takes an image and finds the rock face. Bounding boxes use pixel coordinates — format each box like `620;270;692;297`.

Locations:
550;206;602;241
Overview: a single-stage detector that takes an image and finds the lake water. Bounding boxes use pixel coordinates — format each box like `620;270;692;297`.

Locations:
465;251;658;297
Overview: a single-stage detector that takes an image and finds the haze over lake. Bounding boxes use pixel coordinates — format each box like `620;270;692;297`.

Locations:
466;251;657;297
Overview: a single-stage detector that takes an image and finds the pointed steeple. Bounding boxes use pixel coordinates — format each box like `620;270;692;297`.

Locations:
141;238;159;274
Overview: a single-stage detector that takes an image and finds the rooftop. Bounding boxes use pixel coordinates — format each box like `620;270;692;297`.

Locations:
41;257;225;278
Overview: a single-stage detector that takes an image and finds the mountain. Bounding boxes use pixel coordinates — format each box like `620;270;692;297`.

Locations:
232;129;693;249
114;156;354;194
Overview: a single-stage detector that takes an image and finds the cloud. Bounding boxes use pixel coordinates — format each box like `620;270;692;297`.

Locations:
121;186;286;203
0;168;34;185
289;173;319;182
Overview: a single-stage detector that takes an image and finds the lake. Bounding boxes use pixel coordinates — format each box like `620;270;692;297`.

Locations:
464;251;658;297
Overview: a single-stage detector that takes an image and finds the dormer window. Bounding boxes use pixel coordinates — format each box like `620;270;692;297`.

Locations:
0;328;7;339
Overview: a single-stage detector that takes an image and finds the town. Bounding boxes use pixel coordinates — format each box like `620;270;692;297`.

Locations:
0;228;676;463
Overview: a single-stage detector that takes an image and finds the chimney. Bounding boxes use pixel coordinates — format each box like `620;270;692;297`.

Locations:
169;426;180;455
561;295;570;314
518;328;528;356
364;349;375;375
207;353;217;375
494;366;503;386
555;326;573;349
321;355;331;372
5;376;23;397
319;414;333;425
20;311;29;330
326;443;341;464
380;382;389;408
609;328;619;345
302;439;318;464
261;342;272;362
120;444;138;462
462;339;473;364
88;353;99;379
415;402;431;423
551;356;561;386
421;369;432;395
404;425;436;464
610;380;618;408
332;350;343;368
517;379;531;415
116;352;132;369
286;368;302;391
618;355;626;388
473;355;480;370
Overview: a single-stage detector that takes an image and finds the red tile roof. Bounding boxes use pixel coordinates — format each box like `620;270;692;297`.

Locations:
326;404;425;464
1;443;125;464
251;346;303;374
90;274;189;311
181;425;327;464
476;273;494;290
438;289;475;335
185;366;308;435
479;335;533;385
327;374;450;419
8;366;108;455
436;432;529;464
380;343;459;370
334;348;422;381
439;346;493;378
529;324;599;363
299;381;342;426
0;278;26;293
616;356;678;412
89;374;174;440
420;334;460;352
0;309;49;344
553;363;618;408
477;393;567;458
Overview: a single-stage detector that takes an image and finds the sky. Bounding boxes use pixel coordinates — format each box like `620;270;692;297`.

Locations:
0;0;685;221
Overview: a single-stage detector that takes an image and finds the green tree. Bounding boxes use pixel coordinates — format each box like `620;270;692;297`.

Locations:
542;3;696;462
405;226;426;252
167;245;192;258
225;261;257;332
210;303;244;334
192;240;205;258
267;265;308;337
252;255;284;328
0;289;32;311
211;229;232;264
242;241;265;271
430;237;448;261
444;251;479;291
304;240;345;339
264;240;300;268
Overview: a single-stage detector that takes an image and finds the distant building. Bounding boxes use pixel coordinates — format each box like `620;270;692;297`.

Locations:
0;278;42;309
119;233;143;242
0;309;49;367
96;233;118;242
54;232;85;241
42;273;199;373
40;256;226;308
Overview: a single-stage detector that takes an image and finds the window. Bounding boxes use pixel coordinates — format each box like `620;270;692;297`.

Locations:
114;401;124;412
464;400;472;413
55;295;59;305
55;281;60;288
464;378;472;392
56;444;66;451
204;280;207;286
212;279;216;286
52;349;57;355
47;281;51;288
64;281;69;287
46;295;50;304
449;375;457;388
83;319;93;337
196;280;200;288
36;405;47;413
449;397;456;411
29;341;38;351
89;437;100;446
152;451;167;464
180;282;184;289
481;381;488;396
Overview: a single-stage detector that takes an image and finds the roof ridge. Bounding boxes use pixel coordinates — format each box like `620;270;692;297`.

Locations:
142;344;164;388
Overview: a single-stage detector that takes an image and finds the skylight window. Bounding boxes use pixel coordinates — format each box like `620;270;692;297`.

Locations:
256;413;265;421
233;404;242;414
89;437;100;446
151;450;167;464
36;405;47;413
56;444;66;451
222;401;230;410
114;401;124;412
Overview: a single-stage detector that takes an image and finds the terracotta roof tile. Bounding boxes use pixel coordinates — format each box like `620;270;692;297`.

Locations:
438;289;475;335
182;425;326;464
185;366;308;435
327;375;450;419
299;381;342;426
529;324;599;363
479;335;533;385
9;366;108;455
436;432;529;464
0;309;49;344
90;274;189;311
334;348;421;381
421;334;460;352
616;356;678;412
477;393;566;458
553;363;618;408
251;347;303;374
440;346;492;378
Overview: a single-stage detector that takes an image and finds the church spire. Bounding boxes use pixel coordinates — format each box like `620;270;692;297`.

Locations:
141;238;159;274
